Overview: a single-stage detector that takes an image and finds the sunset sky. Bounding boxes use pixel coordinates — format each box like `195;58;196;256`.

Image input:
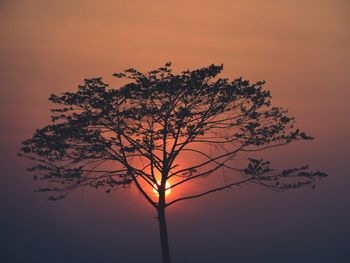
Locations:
1;1;349;262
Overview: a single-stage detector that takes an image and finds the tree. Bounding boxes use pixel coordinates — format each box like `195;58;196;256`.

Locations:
19;63;327;263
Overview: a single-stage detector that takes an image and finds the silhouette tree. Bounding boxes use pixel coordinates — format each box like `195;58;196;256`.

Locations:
19;63;327;263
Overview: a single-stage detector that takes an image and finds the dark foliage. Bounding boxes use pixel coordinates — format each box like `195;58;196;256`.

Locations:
19;63;327;204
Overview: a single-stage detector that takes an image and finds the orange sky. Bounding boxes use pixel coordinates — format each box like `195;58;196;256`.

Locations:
1;0;349;201
0;1;349;262
1;0;349;142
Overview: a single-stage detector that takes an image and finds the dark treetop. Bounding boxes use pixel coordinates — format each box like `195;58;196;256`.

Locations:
19;63;327;206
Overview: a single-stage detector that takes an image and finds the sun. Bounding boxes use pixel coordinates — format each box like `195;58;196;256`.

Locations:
153;181;171;196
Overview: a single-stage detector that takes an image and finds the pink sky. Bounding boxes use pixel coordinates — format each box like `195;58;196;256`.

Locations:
0;1;349;262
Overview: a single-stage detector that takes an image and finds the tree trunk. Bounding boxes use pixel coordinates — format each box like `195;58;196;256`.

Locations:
157;206;171;263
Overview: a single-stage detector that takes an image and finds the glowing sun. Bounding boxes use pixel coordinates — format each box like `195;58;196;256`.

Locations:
153;181;171;196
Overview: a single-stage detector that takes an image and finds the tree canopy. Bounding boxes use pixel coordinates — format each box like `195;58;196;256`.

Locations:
19;63;327;207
